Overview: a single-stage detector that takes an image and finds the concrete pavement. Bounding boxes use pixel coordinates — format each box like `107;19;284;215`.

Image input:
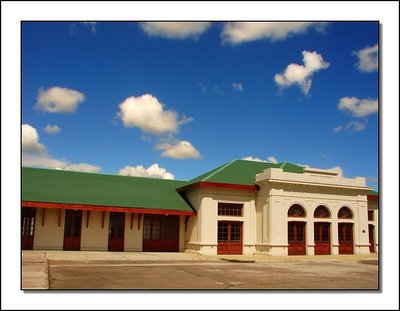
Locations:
22;250;378;289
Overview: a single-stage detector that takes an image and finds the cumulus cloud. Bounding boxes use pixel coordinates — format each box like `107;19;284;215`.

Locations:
22;124;100;172
118;163;174;179
232;82;244;91
221;22;327;45
243;156;278;163
22;124;47;154
338;96;378;117
118;94;192;135
35;86;85;113
139;22;211;39
274;50;330;95
353;44;378;73
44;124;61;134
156;140;201;159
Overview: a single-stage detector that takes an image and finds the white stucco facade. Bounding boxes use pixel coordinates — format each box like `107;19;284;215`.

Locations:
184;166;374;256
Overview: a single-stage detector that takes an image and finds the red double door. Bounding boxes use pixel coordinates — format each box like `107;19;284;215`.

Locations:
288;222;306;255
217;221;243;255
108;212;125;252
143;215;179;252
314;222;331;255
338;223;353;254
63;210;82;250
22;207;36;250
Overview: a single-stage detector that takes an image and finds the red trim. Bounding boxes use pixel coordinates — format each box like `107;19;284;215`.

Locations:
22;201;196;216
367;194;378;201
178;181;257;192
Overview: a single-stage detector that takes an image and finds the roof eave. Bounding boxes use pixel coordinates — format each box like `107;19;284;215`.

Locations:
22;201;196;216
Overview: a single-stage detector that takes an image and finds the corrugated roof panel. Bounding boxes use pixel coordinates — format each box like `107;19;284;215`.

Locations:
185;159;304;186
22;167;192;212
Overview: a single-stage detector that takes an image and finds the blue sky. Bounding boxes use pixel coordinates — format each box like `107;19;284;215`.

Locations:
21;21;379;189
3;2;399;310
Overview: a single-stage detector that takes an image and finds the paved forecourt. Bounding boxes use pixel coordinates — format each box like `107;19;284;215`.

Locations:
22;251;378;290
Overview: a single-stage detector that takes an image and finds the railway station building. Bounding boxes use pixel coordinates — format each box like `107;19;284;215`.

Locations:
22;159;379;256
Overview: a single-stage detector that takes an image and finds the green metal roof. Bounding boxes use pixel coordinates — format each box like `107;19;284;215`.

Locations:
22;167;193;212
368;190;379;196
185;159;305;187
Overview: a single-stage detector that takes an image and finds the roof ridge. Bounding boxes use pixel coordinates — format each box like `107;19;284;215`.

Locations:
203;159;236;181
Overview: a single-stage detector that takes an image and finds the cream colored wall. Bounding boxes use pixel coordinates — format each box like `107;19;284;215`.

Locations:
185;187;255;255
80;211;109;251
184;188;202;252
255;168;371;256
33;208;64;250
124;213;143;252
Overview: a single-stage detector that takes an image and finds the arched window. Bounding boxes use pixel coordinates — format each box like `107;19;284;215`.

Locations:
288;204;306;217
314;205;331;218
338;206;353;219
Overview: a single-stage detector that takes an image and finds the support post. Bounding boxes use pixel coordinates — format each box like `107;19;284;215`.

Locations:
86;210;90;228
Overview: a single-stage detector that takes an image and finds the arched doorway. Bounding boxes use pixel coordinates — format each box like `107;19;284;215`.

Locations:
314;205;331;255
288;204;306;255
338;207;353;254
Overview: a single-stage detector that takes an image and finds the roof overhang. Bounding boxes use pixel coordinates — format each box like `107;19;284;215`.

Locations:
22;201;196;216
177;181;258;192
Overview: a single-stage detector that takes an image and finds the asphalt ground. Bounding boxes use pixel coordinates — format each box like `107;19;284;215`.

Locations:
22;251;379;290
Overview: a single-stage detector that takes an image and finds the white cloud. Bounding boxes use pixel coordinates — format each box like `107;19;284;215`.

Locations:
118;163;174;180
345;120;368;132
232;82;244;91
353;44;378;72
22;124;100;172
333;120;368;133
156;140;201;159
35;86;85;113
243;156;278;163
139;22;211;39
118;94;192;135
44;124;61;134
22;124;47;154
221;22;327;45
267;156;278;163
274;50;330;95
338;96;378;117
332;125;343;133
328;166;344;177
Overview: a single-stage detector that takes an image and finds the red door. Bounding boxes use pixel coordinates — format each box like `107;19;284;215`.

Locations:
22;207;36;250
63;210;82;250
143;215;179;252
338;223;353;254
368;224;375;253
314;222;331;255
217;221;242;255
288;222;306;255
108;212;125;251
